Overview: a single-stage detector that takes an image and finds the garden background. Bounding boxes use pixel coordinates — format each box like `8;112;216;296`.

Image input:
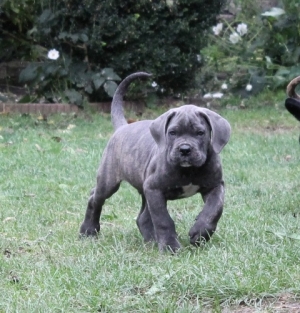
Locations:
0;0;299;107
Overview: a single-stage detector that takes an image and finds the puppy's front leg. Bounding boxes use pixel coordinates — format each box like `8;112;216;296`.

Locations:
189;183;225;245
144;187;181;252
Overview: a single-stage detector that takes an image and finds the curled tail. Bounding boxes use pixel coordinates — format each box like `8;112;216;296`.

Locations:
111;72;152;130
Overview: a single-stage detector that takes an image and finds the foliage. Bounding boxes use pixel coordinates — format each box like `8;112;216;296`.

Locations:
19;58;121;107
0;0;225;104
0;0;37;61
199;0;300;97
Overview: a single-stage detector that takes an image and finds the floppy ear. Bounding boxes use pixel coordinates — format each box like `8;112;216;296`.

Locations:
197;108;231;153
285;98;300;121
150;109;176;149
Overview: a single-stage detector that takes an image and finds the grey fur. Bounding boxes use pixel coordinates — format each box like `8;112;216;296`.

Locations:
80;72;231;252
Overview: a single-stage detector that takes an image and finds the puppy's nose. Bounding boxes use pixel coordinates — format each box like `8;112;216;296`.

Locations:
179;144;191;156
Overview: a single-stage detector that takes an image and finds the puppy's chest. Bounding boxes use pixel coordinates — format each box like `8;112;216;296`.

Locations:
165;183;200;200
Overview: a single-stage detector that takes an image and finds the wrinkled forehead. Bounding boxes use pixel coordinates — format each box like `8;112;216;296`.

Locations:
167;108;210;129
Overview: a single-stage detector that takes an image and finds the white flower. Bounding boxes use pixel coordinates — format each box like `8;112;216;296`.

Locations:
47;49;60;60
196;54;201;62
212;23;223;36
229;32;241;44
203;93;213;99
246;84;253;91
236;23;248;36
166;0;174;7
221;83;228;90
151;81;157;88
203;92;224;99
265;56;272;64
212;92;224;99
261;7;285;17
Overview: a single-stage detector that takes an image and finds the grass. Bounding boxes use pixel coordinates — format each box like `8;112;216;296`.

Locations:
1;100;300;312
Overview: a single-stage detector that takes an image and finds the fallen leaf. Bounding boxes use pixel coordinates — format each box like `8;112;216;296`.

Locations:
75;148;87;154
3;217;16;222
59;130;71;134
35;144;43;152
67;124;76;130
52;136;62;142
24;193;35;197
286;233;300;240
66;211;80;216
145;273;174;296
9;272;19;283
59;184;69;190
4;249;11;258
267;230;300;240
285;155;292;161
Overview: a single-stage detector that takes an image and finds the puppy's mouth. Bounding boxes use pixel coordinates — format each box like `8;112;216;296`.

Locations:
169;145;206;168
180;161;192;167
177;155;206;168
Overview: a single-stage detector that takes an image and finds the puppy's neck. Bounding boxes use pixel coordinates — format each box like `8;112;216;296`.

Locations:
178;166;197;178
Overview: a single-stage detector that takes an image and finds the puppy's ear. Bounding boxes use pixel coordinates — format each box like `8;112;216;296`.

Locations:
198;108;231;153
150;110;176;148
285;98;300;121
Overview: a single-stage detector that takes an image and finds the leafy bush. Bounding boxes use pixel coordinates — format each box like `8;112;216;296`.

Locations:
0;0;36;61
199;0;300;97
1;0;225;104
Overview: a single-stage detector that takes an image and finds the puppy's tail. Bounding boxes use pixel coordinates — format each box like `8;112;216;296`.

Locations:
111;72;152;130
287;76;300;100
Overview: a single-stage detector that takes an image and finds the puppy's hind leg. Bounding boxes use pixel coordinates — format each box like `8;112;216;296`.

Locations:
136;194;155;242
80;164;121;237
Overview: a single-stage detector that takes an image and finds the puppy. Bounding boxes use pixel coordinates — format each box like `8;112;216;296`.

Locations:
80;72;231;251
285;76;300;121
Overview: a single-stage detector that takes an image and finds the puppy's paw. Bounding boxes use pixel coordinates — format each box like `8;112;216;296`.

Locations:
188;223;216;246
79;223;100;237
158;238;181;253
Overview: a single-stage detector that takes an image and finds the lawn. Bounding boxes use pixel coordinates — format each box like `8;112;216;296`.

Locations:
1;102;300;312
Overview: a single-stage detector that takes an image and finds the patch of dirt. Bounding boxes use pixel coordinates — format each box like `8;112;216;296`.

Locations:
239;125;299;135
221;294;300;313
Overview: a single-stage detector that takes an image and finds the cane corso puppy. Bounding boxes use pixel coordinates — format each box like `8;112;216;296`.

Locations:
80;72;231;252
285;76;300;122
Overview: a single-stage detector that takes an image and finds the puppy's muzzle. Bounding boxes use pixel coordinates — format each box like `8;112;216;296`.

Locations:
179;144;192;156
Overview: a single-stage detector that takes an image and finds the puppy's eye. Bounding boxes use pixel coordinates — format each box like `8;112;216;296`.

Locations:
169;130;177;136
197;130;205;136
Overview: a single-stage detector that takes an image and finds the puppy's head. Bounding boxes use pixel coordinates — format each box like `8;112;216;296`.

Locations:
286;76;300;121
150;105;231;168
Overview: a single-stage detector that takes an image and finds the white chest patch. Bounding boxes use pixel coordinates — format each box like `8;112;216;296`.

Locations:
181;184;200;198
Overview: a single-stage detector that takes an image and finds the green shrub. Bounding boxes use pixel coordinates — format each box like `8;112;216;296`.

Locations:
0;0;36;61
0;0;225;104
199;0;300;97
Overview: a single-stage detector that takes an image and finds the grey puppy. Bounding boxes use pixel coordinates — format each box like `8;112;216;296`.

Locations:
80;72;231;252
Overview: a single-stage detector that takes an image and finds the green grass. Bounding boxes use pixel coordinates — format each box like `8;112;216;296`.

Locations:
1;104;300;312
